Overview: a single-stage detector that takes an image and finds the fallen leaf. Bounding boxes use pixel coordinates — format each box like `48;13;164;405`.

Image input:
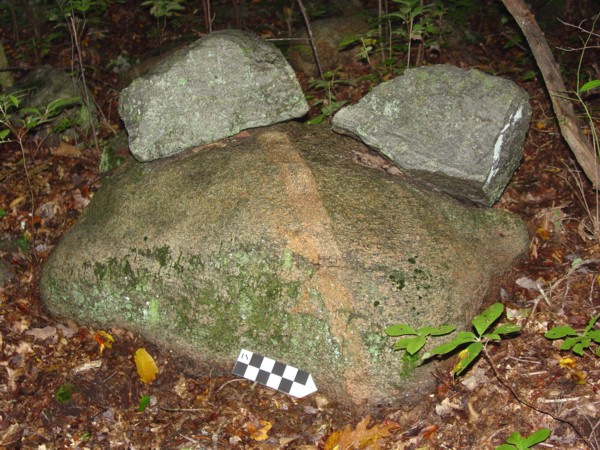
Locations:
0;424;22;447
51;141;82;158
25;326;57;341
36;201;60;220
134;348;158;383
93;330;114;354
435;397;461;417
56;322;77;339
570;371;587;385
421;424;439;439
251;420;272;441
559;357;577;369
515;277;539;291
72;359;102;374
537;227;550;240
324;416;391;450
9;195;25;209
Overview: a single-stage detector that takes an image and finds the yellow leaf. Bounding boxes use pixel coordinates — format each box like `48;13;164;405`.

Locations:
324;416;391;450
571;371;587;385
536;227;550;241
134;348;158;383
559;357;577;369
93;330;114;354
251;420;272;441
452;348;469;373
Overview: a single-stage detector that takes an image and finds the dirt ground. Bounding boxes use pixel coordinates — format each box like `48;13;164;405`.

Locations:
1;1;599;448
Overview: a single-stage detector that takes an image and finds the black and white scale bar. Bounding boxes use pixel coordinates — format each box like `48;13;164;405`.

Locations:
232;349;317;398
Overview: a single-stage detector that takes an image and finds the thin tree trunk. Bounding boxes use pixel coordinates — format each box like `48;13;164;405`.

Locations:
500;0;600;188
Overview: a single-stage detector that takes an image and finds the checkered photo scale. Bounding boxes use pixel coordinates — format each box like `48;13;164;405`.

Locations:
232;349;317;398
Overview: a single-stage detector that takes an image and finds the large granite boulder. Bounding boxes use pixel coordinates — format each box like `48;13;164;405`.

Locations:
40;122;528;408
332;65;531;206
119;30;308;162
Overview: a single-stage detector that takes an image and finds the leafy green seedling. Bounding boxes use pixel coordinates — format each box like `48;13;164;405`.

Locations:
138;395;151;412
422;303;521;376
579;79;600;94
141;0;186;19
385;323;455;356
16;234;30;253
306;70;353;125
544;312;600;357
55;383;77;404
495;428;551;450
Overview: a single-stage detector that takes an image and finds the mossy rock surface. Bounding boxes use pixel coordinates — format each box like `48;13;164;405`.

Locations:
40;122;528;408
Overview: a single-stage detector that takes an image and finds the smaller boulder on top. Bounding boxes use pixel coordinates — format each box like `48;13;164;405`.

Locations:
119;30;309;162
332;65;532;206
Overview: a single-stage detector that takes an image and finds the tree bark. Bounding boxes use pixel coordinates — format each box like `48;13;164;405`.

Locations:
500;0;600;188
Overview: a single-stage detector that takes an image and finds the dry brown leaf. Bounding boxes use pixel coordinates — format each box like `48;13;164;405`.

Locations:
324;416;391;450
9;195;25;209
51;141;83;158
25;326;57;341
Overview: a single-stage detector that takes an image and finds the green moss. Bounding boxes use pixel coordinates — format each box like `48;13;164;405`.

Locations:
389;271;406;291
365;332;386;358
399;352;420;378
99;145;125;173
62;244;343;371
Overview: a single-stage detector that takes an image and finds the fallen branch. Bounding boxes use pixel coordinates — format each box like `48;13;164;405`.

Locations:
500;0;600;187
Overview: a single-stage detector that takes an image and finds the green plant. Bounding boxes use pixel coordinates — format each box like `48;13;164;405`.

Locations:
49;0;112;26
544;312;600;357
141;0;186;45
55;383;78;404
383;0;444;68
306;70;353;125
1;93;80;257
557;15;600;244
495;429;551;450
138;395;151;412
385;323;455;356
339;0;444;77
49;0;104;158
16;30;64;61
0;93;80;142
422;303;521;376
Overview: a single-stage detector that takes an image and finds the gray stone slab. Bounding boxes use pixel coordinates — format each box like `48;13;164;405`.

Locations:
119;30;309;162
332;65;531;206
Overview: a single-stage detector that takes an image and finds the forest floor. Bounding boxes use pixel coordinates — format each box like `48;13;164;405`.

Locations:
1;1;599;449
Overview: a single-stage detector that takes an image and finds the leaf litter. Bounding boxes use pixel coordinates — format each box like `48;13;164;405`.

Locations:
1;2;599;449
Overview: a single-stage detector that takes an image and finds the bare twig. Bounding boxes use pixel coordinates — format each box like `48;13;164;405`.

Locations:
202;0;212;34
482;346;593;449
296;0;323;79
557;18;600;39
500;0;600;187
57;3;102;159
215;378;246;393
